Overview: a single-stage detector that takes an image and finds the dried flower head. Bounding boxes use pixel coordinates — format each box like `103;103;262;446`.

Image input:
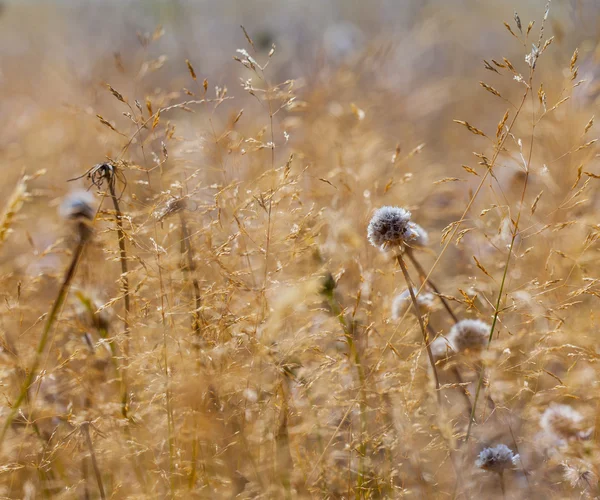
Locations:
391;288;435;319
60;190;96;221
540;404;584;440
562;460;597;490
367;206;419;250
475;444;519;473
448;319;490;352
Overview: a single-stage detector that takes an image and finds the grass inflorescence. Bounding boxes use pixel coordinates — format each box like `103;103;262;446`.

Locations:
1;3;600;498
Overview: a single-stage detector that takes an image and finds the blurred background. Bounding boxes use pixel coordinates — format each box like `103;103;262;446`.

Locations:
1;1;600;498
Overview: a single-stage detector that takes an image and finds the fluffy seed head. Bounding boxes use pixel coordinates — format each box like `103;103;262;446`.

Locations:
391;288;435;319
475;444;519;473
429;336;455;361
60;190;96;221
540;404;584;440
367;206;419;250
448;319;490;352
563;460;597;489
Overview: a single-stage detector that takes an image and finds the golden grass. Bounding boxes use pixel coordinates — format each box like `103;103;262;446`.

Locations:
1;2;600;498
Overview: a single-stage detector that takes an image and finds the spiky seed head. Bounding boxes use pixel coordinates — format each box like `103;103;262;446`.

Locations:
475;444;519;473
60;190;96;221
367;206;419;250
540;404;584;440
391;287;435;319
448;319;490;352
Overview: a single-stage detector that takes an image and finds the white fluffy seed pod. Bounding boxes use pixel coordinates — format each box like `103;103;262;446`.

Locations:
540;404;584;440
448;319;490;352
391;288;435;319
429;336;455;361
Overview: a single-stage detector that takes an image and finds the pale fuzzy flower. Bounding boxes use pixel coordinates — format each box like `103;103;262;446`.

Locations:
367;206;419;250
540;404;584;440
475;444;519;473
429;336;455;361
448;319;490;352
408;222;429;247
59;190;96;221
392;288;435;319
562;460;597;490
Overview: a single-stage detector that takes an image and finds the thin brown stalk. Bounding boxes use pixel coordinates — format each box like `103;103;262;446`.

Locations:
406;249;459;323
106;180;133;422
396;254;441;398
81;423;106;500
425;323;473;417
179;212;202;337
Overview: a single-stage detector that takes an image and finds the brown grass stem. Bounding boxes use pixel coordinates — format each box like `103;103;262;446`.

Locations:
406;249;459;323
82;422;106;500
396;254;441;399
106;178;133;421
179;212;202;337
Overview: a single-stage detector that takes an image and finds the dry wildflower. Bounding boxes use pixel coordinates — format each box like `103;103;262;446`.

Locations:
562;460;597;491
391;288;434;319
540;404;585;440
448;319;490;352
367;206;419;250
475;444;519;473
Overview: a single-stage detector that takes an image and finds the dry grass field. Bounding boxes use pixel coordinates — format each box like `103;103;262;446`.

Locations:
1;0;600;498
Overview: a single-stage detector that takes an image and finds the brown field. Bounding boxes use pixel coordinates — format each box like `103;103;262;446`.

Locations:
0;1;600;498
